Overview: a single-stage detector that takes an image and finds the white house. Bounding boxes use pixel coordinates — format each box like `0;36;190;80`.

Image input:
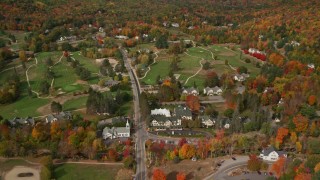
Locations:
259;146;287;161
171;23;180;28
199;116;215;128
248;48;266;55
182;87;199;96
115;35;129;40
308;63;315;69
234;73;249;82
203;86;222;96
151;108;171;117
150;116;182;131
102;120;130;139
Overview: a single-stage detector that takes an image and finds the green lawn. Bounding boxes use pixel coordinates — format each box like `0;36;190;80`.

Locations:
53;164;122;180
63;96;88;111
141;60;171;85
207;45;261;76
0;93;49;119
186;47;212;60
183;74;205;89
72;52;100;73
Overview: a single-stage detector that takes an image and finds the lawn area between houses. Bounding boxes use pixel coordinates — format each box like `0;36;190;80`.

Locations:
53;163;122;180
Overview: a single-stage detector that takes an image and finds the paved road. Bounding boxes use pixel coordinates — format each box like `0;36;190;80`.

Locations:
204;156;249;180
121;48;148;180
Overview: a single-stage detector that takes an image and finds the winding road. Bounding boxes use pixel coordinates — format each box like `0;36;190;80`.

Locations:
183;51;204;85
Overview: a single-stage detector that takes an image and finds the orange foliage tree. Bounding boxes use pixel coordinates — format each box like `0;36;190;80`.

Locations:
186;95;200;113
308;95;317;106
271;157;286;178
108;148;118;161
269;53;284;67
294;173;311;180
293;114;309;133
179;144;196;159
275;127;289;145
176;172;186;180
153;169;166;180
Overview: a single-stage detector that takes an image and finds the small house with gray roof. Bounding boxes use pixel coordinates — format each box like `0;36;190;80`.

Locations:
9;117;35;127
259;146;287;161
45;111;72;123
199;116;215;128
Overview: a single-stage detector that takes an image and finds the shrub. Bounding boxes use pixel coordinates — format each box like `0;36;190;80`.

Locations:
245;58;251;63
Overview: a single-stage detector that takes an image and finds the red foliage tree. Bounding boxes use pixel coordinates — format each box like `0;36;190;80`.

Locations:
108;148;118;161
247;154;262;171
153;169;166;180
176;172;186;180
178;138;187;147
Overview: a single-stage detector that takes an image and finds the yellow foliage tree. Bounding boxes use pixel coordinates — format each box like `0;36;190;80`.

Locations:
314;162;320;172
296;142;302;153
290;132;297;144
179;144;196;159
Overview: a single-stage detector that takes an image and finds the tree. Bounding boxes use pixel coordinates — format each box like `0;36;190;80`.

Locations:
290;132;297;144
314;162;320;172
224;108;234;118
153;169;166;180
176;172;186;180
108;148;118;161
155;35;168;49
295;173;312;180
51;101;62;113
247;154;262;171
39;81;50;95
179;144;196;159
237;66;248;74
275;127;289;146
308;95;317;106
186;95;200;113
271;157;286;178
124;156;135;169
19;50;27;61
293;114;309;133
178;138;187;147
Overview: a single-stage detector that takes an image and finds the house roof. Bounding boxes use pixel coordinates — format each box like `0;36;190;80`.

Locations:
262;146;286;156
112;116;128;124
46;111;72;123
183;87;198;93
151;108;171;117
175;106;192;117
105;80;120;87
9;117;35;126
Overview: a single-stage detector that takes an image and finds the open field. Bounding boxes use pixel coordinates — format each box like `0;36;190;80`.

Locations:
53;164;122;180
141;60;171;85
206;45;261;76
63;96;88;111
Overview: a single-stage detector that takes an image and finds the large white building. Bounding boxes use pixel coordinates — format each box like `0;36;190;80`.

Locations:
102;120;130;139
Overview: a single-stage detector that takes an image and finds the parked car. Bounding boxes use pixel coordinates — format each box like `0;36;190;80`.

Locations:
257;171;261;175
231;157;237;160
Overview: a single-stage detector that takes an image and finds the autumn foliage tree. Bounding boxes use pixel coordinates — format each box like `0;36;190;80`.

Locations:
108;148;118;161
186;95;200;113
269;53;284;67
275;127;289;146
153;169;166;180
308;95;317;106
247;154;262;171
293;114;309;133
176;172;186;180
179;144;196;159
271;157;286;178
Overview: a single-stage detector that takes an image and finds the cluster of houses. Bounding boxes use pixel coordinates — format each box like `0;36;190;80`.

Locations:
45;111;72;123
149;106;215;131
182;86;223;96
248;48;266;55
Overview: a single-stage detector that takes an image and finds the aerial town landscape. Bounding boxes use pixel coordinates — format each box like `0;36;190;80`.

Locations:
0;0;319;180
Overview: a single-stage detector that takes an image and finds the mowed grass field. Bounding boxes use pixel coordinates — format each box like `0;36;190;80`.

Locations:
53;164;122;180
63;96;88;111
206;45;261;76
